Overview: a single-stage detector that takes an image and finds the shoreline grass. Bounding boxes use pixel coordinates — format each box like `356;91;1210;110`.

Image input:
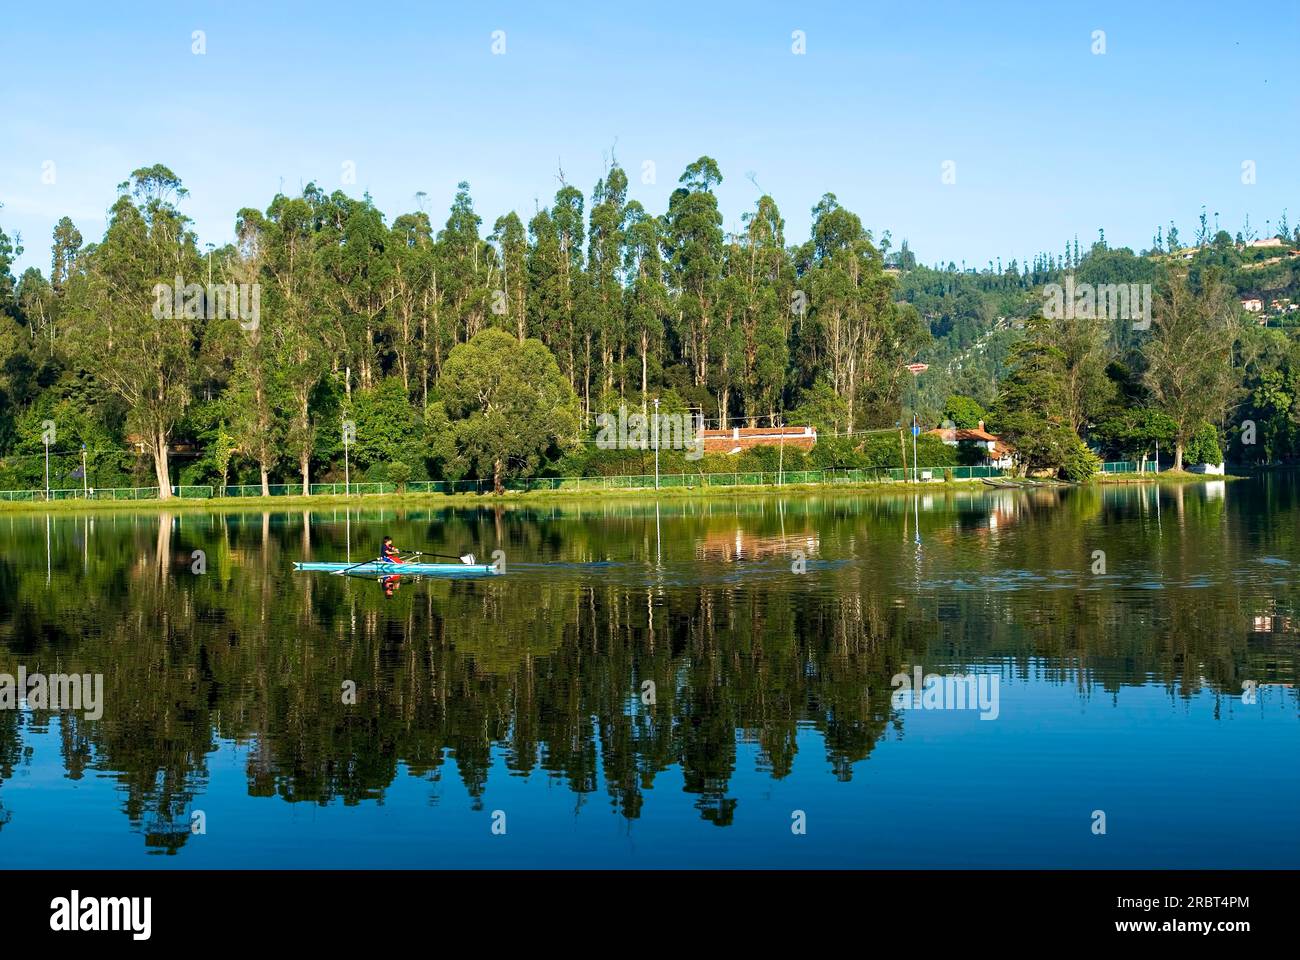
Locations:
0;470;1250;514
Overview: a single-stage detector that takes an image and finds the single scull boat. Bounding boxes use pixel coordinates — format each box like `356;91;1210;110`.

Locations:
293;560;499;577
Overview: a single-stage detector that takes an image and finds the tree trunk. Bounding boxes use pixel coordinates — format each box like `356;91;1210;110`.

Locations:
261;465;270;497
493;458;504;495
301;451;310;496
1174;441;1184;472
153;432;172;498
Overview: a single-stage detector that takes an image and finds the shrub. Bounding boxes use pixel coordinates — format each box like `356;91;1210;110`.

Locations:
1185;422;1222;465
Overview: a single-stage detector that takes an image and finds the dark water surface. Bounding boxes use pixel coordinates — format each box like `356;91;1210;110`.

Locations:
0;476;1296;868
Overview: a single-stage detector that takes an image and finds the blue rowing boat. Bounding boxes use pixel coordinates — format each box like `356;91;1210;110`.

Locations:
293;560;499;577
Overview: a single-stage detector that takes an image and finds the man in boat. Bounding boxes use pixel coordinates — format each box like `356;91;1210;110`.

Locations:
380;536;403;564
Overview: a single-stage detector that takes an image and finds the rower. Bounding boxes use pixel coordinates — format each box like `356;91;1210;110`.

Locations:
380;536;403;564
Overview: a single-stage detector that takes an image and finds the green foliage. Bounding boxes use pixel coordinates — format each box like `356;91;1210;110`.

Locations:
1092;408;1177;460
1185;422;1222;465
431;330;580;492
1060;433;1103;482
3;166;1299;495
350;382;425;470
942;394;986;429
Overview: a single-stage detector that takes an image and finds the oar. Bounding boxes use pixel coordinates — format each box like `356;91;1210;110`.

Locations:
410;550;478;565
331;555;382;576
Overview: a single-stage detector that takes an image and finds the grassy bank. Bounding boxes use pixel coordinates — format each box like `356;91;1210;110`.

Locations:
0;470;1243;514
1097;469;1244;484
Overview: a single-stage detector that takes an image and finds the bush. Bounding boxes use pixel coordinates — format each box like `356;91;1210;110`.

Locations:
387;461;412;490
1185;422;1222;465
1059;433;1102;482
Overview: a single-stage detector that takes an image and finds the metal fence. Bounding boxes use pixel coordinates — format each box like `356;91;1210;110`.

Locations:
7;461;1185;502
1100;460;1160;474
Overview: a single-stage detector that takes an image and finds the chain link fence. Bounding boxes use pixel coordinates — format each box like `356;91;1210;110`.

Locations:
8;462;1195;502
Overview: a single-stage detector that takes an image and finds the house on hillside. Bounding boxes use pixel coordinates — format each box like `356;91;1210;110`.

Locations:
701;425;817;455
1241;297;1264;313
926;421;1014;469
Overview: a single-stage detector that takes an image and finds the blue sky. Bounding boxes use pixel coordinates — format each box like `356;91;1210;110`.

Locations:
2;0;1297;276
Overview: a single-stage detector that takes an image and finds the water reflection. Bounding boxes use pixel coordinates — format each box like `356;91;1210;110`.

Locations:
0;476;1297;864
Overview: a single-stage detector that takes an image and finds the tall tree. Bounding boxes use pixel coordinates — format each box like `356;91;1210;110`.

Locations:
623;201;669;416
663;157;724;390
587;164;629;408
430;329;580;493
1143;267;1241;469
490;211;527;341
60;165;202;496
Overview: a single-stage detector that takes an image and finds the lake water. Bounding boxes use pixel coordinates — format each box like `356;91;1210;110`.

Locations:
0;476;1296;868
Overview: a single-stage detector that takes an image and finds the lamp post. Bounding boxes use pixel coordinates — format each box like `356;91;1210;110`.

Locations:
342;365;352;497
343;419;351;497
44;433;50;501
653;397;660;490
778;419;785;487
905;362;928;483
912;413;920;484
81;443;88;497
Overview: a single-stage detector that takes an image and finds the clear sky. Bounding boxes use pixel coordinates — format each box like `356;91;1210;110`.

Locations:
2;0;1297;276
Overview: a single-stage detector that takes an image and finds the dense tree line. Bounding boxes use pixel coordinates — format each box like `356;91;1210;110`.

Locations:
2;174;1299;494
0;162;926;495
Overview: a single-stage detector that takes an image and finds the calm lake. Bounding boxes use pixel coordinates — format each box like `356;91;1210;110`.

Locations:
0;476;1297;869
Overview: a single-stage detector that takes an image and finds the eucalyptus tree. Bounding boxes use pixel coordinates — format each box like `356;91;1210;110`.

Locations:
389;210;436;397
15;269;54;347
738;195;792;425
50;217;83;293
526;207;565;374
489;211;527;341
662;157;724;389
524;187;586;400
800;193;921;433
254;191;335;491
437;182;492;347
553;185;586;391
587;165;629;403
713;244;746;427
0;204;20;311
319;192;393;390
623;201;669;414
60;165;202;496
1143;267;1241;469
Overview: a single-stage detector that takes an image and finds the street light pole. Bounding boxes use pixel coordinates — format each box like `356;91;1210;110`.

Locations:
81;443;87;497
912;412;919;484
653;397;660;490
44;435;50;501
343;420;351;497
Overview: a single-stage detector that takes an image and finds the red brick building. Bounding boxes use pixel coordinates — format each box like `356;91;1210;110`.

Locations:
700;425;817;454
